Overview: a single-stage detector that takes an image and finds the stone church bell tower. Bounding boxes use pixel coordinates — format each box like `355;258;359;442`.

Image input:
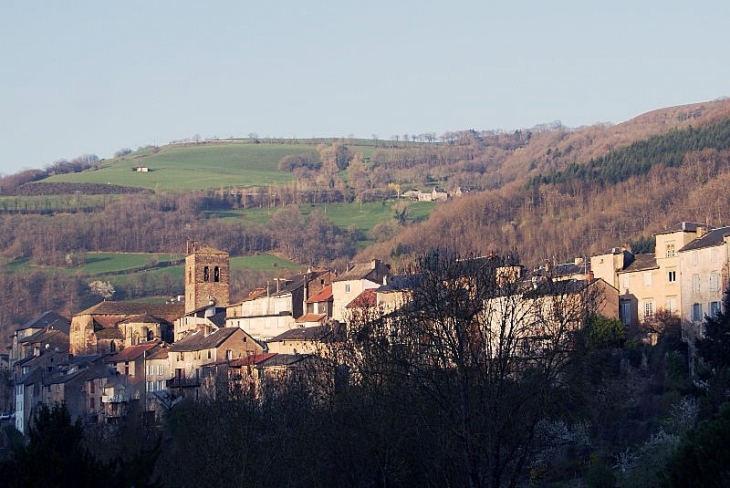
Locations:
184;241;230;314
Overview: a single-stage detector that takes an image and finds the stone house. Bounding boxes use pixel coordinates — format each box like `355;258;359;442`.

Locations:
69;301;182;356
226;269;333;340
267;323;344;356
168;327;264;399
10;311;70;370
332;260;390;322
678;225;730;340
296;284;334;327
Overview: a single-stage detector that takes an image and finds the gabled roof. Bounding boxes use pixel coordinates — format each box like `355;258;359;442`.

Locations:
656;221;709;235
617;253;658;273
184;304;228;317
307;284;333;303
259;353;308;368
118;314;165;325
269;323;345;343
77;301;184;323
17;311;70;333
169;327;240;352
377;274;423;293
19;328;69;348
107;342;159;363
295;313;327;324
679;226;730;252
19;351;69;369
146;346;169;361
346;288;377;309
227;353;277;367
334;260;388;282
95;327;124;339
44;367;86;386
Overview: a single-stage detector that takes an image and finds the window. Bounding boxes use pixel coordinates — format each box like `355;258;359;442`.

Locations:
226;350;232;360
644;301;655;319
666;243;676;257
146;381;154;392
692;303;703;322
668;270;676;283
710;301;721;318
710;273;720;292
345;284;351;293
90;397;95;410
621;275;630;290
158;365;164;375
643;272;653;286
89;382;95;394
124;362;129;375
666;298;677;313
711;249;719;263
203;266;209;282
214;266;220;282
692;253;699;266
692;274;700;293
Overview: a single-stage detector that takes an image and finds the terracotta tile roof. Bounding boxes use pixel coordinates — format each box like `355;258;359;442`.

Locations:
146;346;169;361
227;353;278;367
118;314;165;325
346;288;377;308
107;342;159;362
260;353;308;368
95;327;124;339
306;284;333;303
295;313;327;324
77;301;184;323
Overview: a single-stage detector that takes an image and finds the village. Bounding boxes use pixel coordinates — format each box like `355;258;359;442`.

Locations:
2;221;728;434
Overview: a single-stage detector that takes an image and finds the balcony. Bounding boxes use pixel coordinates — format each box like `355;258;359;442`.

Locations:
167;377;200;388
102;394;127;404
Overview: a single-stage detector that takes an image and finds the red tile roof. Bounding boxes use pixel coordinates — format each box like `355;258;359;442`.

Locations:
227;353;277;367
346;288;377;308
107;342;159;362
296;313;327;324
306;284;333;304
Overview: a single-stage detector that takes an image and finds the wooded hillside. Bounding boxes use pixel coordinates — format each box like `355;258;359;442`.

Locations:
2;99;730;341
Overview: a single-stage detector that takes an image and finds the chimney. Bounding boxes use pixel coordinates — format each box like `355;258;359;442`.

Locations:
697;225;708;238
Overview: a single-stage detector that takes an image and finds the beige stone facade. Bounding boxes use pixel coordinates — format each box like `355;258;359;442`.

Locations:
184;243;230;314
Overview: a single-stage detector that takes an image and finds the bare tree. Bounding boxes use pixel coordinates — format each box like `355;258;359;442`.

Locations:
336;250;600;487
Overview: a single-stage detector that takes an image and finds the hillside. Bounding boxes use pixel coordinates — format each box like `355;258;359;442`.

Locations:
360;99;730;268
1;98;730;338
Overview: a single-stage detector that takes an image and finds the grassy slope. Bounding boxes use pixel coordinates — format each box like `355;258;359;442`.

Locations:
45;143;319;191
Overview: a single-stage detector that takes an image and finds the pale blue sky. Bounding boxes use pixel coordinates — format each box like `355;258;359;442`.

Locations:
1;0;727;174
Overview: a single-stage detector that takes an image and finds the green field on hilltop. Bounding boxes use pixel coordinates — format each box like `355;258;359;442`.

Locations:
230;254;305;271
43;143;319;191
8;251;302;276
